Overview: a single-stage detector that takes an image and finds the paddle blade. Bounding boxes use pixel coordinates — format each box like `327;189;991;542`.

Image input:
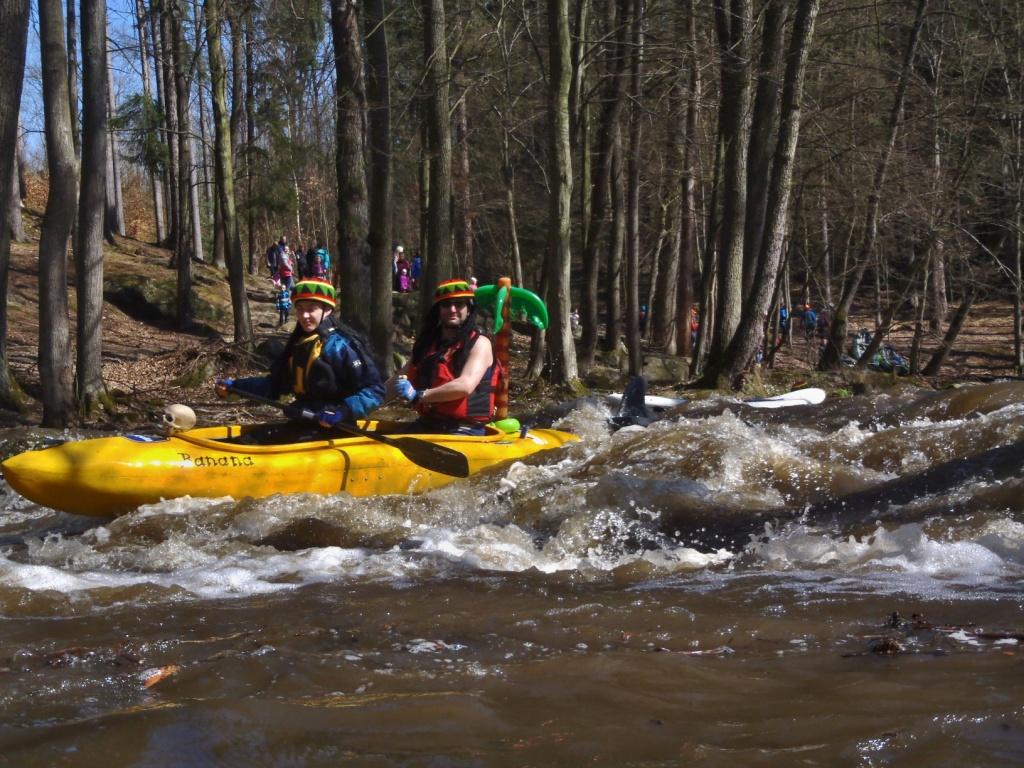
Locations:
391;437;470;478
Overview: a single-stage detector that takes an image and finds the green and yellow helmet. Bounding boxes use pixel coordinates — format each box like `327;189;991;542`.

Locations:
292;279;336;308
433;279;475;304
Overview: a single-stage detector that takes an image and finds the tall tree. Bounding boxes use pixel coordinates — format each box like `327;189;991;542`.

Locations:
704;0;752;372
651;74;686;353
243;8;257;274
453;70;473;277
0;0;30;411
579;0;629;371
821;0;929;370
545;0;579;385
707;0;820;386
421;0;454;302
8;145;25;244
66;0;81;159
157;2;180;253
76;0;108;414
205;0;252;344
742;0;788;297
330;0;372;329
37;0;77;426
105;51;126;241
134;0;167;243
623;0;643;376
365;0;393;371
675;0;700;360
168;0;193;325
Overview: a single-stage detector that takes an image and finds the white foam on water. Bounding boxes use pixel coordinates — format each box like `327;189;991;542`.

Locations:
410;519;731;576
748;517;1024;597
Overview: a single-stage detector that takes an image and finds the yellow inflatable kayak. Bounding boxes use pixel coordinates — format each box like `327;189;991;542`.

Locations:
1;421;578;517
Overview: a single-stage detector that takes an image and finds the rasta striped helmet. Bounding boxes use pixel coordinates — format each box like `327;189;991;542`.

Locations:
433;279;475;305
292;279;337;308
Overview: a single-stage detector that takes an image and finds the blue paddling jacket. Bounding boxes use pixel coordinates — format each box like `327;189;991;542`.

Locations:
232;317;385;420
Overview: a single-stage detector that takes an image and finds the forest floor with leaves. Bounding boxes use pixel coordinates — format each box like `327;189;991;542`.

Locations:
2;221;1020;431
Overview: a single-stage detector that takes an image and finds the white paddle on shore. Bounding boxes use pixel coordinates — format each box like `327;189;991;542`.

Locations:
606;386;827;411
744;387;827;409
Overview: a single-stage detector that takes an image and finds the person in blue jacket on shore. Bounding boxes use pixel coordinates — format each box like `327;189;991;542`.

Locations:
215;279;384;432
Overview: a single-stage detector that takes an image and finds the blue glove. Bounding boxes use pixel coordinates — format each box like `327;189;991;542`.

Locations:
395;378;422;404
316;404;351;428
214;378;234;398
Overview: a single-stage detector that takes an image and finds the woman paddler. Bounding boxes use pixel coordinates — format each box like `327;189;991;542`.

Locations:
387;279;500;435
215;279;385;432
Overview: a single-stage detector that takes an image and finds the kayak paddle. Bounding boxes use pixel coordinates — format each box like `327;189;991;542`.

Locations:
226;386;470;478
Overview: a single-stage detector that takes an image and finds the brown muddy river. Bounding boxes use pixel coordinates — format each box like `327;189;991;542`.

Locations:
2;383;1023;766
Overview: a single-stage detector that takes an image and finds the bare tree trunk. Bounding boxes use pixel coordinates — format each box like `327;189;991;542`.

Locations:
453;73;473;278
1015;226;1022;375
105;51;125;240
742;0;787;300
228;15;243;273
365;0;393;372
0;0;30;410
928;241;947;331
501;130;524;286
38;0;76;425
158;3;180;254
653;66;685;353
676;0;700;360
909;267;927;375
571;0;590;299
135;0;166;243
580;0;628;370
623;0;642;377
212;192;225;267
330;0;372;330
205;0;251;344
922;287;975;376
691;134;724;379
76;0;108;414
709;0;819;386
228;12;244;160
244;9;256;275
822;0;928;369
418;117;430;273
66;0;80;159
173;0;202;265
168;0;193;324
1016;198;1023;374
545;0;578;385
192;0;211;212
188;139;204;263
705;0;751;375
422;0;453;301
927;88;947;332
7;149;24;244
605;126;624;351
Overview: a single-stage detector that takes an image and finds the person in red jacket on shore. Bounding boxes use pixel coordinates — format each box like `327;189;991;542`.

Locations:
386;279;499;435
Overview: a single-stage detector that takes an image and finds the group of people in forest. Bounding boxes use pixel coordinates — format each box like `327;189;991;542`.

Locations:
777;302;832;342
266;235;333;326
392;245;422;293
216;277;498;438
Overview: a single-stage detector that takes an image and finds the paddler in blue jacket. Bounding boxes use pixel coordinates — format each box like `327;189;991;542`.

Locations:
215;279;385;429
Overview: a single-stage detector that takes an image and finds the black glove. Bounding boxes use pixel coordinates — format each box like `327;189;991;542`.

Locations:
283;403;316;421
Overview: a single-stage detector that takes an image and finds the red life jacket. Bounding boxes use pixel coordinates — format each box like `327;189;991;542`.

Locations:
406;330;499;423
